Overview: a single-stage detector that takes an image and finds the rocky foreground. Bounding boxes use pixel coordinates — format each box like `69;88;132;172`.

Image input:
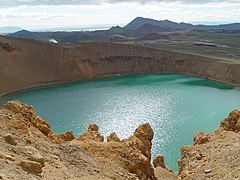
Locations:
0;100;239;179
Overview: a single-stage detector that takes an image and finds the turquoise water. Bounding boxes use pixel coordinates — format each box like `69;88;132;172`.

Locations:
1;74;240;171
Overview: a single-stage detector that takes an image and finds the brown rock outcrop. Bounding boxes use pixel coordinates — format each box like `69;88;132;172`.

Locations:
154;167;177;180
49;131;75;144
107;132;120;142
3;100;35;121
3;133;17;145
20;160;43;174
88;124;98;131
77;124;104;142
178;112;240;180
0;151;15;161
22;145;45;166
124;123;155;179
1;100;240;179
0;101;137;179
72;123;156;179
220;110;240;132
3;100;75;143
193;132;210;145
152;155;178;179
153;155;166;168
33;116;52;136
127;123;153;160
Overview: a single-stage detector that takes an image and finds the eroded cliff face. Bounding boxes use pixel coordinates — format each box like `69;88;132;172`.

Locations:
0;35;239;96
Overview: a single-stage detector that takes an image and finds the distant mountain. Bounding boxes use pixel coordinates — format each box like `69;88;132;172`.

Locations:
108;26;124;33
11;30;97;44
196;23;240;31
124;17;240;31
10;29;131;44
0;26;24;34
8;17;240;44
11;30;35;39
124;17;194;30
134;23;168;35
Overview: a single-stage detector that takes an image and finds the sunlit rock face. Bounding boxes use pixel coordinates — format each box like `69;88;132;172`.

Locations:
220;110;240;132
72;123;156;179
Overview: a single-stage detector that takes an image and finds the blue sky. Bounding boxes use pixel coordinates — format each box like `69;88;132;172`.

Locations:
0;0;240;30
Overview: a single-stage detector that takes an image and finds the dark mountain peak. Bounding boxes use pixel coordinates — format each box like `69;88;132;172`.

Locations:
124;17;194;30
108;25;126;34
124;17;160;30
125;17;240;32
135;16;145;20
163;19;172;22
10;30;31;36
134;17;154;21
16;29;30;33
8;30;35;39
109;25;122;30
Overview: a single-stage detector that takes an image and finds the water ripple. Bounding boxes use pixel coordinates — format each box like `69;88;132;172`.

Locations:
1;74;240;171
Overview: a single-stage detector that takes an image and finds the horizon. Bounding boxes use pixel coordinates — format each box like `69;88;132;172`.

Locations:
1;18;239;33
0;0;240;30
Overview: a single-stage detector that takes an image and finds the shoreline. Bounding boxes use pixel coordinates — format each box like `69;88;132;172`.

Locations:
1;72;239;98
0;35;240;96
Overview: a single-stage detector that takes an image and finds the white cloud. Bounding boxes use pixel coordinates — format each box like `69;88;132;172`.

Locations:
0;0;239;29
0;0;240;7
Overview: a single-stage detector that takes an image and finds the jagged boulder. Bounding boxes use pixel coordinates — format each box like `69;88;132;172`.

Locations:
32;115;52;136
88;124;98;131
73;123;156;179
59;131;75;141
77;124;104;142
23;146;45;166
34;123;51;136
20;160;43;174
193;132;209;145
3;133;17;145
49;131;75;143
3;100;35;121
178;146;192;175
126;123;153;159
153;155;166;168
3;101;75;143
107;132;120;142
0;151;15;161
123;123;155;179
220;110;240;132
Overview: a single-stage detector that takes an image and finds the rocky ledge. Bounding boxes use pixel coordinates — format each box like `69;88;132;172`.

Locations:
0;100;239;179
